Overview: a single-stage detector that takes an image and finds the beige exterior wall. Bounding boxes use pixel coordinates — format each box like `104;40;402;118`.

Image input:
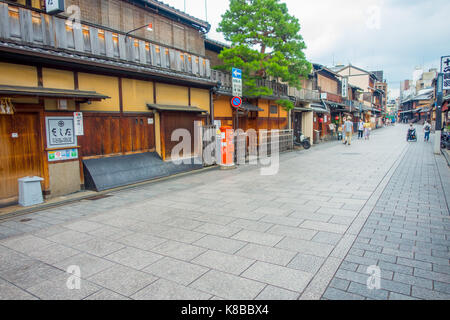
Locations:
0;62;37;87
302;108;314;145
48;161;81;198
317;74;338;94
122;78;154;112
338;66;371;92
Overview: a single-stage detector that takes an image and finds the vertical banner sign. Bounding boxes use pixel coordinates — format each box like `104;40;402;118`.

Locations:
441;56;450;90
45;0;65;14
232;68;242;97
74;112;84;136
341;77;348;98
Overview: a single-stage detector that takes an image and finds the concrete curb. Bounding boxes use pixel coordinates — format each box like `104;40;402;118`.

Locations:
441;148;450;167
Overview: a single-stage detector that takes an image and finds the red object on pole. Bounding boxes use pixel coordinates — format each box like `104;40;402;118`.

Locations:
220;126;234;166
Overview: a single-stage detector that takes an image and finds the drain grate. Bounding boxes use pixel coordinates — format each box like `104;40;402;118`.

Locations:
20;218;32;223
85;195;113;201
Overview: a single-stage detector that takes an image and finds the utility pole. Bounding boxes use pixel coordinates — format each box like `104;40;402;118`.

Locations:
205;0;208;22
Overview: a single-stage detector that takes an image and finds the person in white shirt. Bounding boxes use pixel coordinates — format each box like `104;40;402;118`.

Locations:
358;120;364;139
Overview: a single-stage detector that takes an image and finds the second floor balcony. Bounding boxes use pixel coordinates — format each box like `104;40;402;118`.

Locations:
210;69;289;98
288;87;321;102
0;3;212;81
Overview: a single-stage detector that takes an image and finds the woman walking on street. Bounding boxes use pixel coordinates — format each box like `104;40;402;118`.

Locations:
364;120;371;140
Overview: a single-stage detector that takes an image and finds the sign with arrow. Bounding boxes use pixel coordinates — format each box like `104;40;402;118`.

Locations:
232;68;242;97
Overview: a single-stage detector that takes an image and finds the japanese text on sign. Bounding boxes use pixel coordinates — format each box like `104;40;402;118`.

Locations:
46;117;77;148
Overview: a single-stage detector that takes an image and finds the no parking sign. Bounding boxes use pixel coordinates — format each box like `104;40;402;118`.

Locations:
231;96;242;109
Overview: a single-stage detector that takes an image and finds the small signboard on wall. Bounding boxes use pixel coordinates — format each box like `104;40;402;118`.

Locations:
48;149;79;162
46;117;77;148
45;0;65;14
74;112;84;136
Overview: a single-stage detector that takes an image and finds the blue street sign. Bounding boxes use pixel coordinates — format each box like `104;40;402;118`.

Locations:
231;96;242;108
232;68;242;79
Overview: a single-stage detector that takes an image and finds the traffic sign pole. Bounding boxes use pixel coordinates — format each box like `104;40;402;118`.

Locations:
232;68;243;132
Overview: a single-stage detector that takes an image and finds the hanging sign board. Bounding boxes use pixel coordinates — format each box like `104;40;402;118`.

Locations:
74;112;84;136
341;77;348;98
441;56;450;90
45;0;65;14
232;68;243;97
46;117;77;148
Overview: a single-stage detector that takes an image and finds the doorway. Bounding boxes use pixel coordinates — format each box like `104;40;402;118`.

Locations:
0;112;42;206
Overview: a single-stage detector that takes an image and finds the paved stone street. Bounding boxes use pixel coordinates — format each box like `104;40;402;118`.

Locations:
0;124;448;300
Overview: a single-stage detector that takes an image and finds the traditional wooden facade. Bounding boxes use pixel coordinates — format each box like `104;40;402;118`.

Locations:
0;0;215;205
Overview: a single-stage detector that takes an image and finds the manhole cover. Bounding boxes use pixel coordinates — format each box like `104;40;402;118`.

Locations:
85;195;113;201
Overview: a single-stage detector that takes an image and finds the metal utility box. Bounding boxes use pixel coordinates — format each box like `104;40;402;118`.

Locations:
18;177;44;207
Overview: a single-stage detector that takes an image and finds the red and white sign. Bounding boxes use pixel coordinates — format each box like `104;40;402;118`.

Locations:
231;96;242;108
74;112;84;136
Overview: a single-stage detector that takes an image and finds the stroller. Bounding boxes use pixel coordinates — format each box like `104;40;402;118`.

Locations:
407;127;417;142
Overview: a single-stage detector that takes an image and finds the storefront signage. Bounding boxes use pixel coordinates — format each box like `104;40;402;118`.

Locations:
46;117;77;148
45;0;65;14
0;98;15;115
48;149;78;162
441;55;450;90
74;112;84;136
341;77;348;98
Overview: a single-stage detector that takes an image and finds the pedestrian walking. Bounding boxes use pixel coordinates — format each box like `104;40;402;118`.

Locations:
342;117;347;144
423;120;431;142
364;120;371;140
337;123;343;141
358;120;364;139
344;117;353;145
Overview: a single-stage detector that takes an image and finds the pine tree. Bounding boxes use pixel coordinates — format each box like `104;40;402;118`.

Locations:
217;0;311;110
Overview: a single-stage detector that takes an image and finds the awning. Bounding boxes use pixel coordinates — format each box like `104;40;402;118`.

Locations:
293;107;313;112
0;85;109;101
240;102;264;112
325;101;347;109
399;110;413;114
147;104;207;113
311;104;330;114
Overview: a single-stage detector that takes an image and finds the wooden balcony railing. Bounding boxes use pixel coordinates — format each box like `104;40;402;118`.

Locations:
0;3;211;78
210;69;288;97
288;87;321;102
323;92;343;103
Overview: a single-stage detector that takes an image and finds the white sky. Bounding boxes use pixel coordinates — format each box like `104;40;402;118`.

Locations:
163;0;450;99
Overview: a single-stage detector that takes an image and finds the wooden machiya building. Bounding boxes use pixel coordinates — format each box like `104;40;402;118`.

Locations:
0;0;217;206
